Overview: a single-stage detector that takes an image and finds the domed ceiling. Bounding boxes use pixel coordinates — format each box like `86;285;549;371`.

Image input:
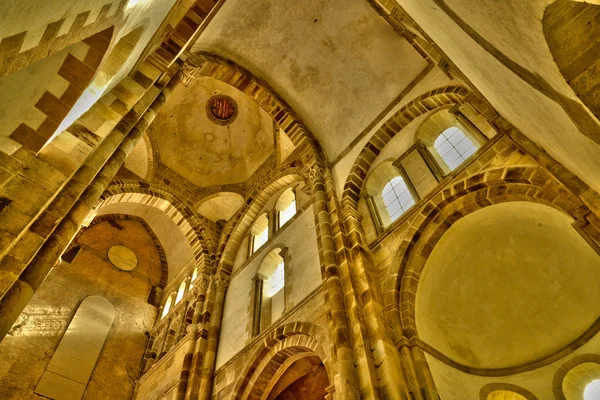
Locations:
152;76;275;188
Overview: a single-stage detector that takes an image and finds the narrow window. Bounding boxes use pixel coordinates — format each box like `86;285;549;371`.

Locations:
267;262;285;297
252;214;269;253
175;281;186;304
382;176;415;223
162;295;173;318
277;188;297;228
255;249;286;333
433;127;478;171
585;380;600;400
189;267;198;289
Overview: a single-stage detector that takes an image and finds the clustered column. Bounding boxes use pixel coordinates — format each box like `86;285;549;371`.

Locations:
308;165;361;400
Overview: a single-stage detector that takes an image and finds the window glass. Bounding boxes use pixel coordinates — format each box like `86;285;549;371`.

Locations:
267;262;285;297
253;226;269;252
434;127;478;171
162;296;173;318
382;176;415;222
175;281;186;304
585;380;600;400
279;199;296;227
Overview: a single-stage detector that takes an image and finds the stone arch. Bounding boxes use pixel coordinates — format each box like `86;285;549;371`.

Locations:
231;321;331;400
479;383;538;400
69;214;169;289
341;85;471;216
191;52;322;153
387;166;586;338
543;1;600;121
385;166;600;375
1;27;114;152
553;354;600;400
215;170;306;274
102;180;216;259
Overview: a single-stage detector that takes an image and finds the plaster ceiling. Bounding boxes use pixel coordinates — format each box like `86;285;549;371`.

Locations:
153;77;274;188
416;202;600;369
97;202;195;280
197;192;245;222
192;0;429;161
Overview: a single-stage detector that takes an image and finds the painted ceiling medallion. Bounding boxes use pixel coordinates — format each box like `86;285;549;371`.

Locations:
206;95;238;125
108;245;138;271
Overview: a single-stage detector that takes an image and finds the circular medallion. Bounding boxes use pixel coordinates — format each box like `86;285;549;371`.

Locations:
206;95;238;125
108;245;138;271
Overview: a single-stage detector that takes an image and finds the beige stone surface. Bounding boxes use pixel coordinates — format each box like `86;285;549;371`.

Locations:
194;0;428;161
197;192;245;222
35;296;115;399
153;77;274;188
0;220;162;400
398;0;600;194
417;202;600;369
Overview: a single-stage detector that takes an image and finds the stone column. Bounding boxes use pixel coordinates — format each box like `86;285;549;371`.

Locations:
342;207;415;400
307;165;361;400
250;273;265;337
195;271;229;400
411;346;439;400
177;274;210;400
0;69;184;341
271;208;280;235
279;247;288;314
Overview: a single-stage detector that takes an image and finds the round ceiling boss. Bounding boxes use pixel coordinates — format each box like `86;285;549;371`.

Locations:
206;95;238;125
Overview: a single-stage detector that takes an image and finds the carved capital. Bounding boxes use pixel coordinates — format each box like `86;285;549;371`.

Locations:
197;275;210;293
213;273;230;293
302;165;325;196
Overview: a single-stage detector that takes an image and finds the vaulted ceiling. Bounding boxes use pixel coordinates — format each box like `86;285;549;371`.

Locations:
151;77;275;188
192;0;429;162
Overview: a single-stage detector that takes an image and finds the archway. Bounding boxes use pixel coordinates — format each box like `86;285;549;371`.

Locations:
232;322;332;400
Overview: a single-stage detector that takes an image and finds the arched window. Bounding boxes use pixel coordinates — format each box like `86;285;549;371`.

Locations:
252;213;269;253
35;296;115;399
252;249;286;335
267;261;285;297
433;126;478;171
189;267;198;289
175;281;186;304
382;176;415;223
585;380;600;399
277;188;297;228
161;294;174;318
